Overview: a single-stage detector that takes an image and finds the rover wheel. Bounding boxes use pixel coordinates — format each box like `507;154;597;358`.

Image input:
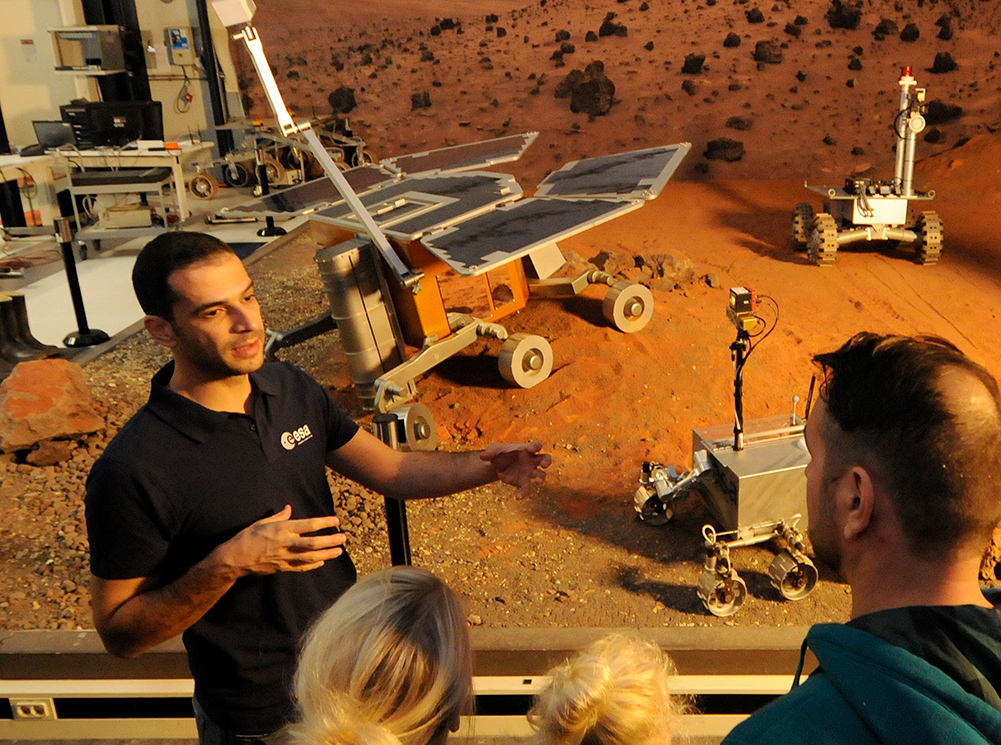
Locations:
768;550;819;601
914;211;943;266
280;147;305;170
261;156;285;185
807;213;839;266
498;333;553;388
792;203;814;248
223;162;252;188
603;281;654;333
388;403;439;452
636;490;674;526
698;570;747;617
189;173;219;200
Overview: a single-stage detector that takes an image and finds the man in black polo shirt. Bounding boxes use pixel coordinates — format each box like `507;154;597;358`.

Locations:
84;232;551;744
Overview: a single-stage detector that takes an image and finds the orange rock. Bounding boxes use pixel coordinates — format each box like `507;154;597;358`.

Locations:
0;360;105;452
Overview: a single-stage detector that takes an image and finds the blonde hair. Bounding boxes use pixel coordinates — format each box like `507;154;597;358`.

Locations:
528;634;684;745
291;567;472;745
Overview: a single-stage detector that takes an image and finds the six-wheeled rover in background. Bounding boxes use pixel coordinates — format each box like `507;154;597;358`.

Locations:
793;66;943;266
633;287;818;616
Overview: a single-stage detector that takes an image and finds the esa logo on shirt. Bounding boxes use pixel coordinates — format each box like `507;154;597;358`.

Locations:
280;424;313;450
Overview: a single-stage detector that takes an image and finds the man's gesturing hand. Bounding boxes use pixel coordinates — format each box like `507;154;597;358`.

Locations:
480;441;552;497
214;504;346;579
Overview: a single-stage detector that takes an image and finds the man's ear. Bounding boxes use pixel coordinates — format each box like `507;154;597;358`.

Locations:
842;466;875;542
144;315;178;349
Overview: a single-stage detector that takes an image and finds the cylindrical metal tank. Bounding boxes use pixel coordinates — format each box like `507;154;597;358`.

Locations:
315;238;402;408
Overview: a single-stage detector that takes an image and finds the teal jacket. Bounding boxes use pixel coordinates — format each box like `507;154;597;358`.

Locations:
724;595;1001;744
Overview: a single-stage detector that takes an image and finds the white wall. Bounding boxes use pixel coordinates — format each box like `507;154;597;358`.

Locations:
0;0;243;149
0;0;90;148
137;0;217;143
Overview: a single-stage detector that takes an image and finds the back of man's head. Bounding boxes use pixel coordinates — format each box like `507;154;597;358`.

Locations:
132;232;235;321
814;332;1001;558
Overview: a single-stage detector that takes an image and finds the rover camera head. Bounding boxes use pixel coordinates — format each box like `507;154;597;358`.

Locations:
727;286;760;332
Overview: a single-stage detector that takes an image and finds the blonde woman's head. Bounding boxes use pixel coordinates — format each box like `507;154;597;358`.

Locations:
528;634;683;745
292;567;472;745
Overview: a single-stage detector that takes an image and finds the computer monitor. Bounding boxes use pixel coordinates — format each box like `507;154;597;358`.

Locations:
31;120;76;149
60;100;164;148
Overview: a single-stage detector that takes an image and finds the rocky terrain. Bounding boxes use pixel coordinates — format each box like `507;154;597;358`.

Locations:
1;0;1000;635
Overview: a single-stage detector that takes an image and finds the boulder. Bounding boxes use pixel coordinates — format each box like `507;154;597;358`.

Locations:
929;52;957;74
588;249;629;276
826;0;862;30
26;439;76;467
704;138;745;162
899;23;920;42
723;32;741;48
682;53;706;74
556;61;616;116
411;91;432;110
0;360;104;453
554;69;586;98
599;19;628;37
753;40;783;64
328;86;356;114
872;18;897;39
642;254;696;286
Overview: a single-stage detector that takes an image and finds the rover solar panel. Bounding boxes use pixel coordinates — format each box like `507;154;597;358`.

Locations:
381;132;538;177
311;172;522;240
421;198;641;276
534;143;692;200
223;165;397;216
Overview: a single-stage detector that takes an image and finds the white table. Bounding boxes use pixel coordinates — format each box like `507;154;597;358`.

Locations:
47;140;215;222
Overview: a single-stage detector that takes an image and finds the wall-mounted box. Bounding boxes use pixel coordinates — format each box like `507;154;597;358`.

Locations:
48;26;125;73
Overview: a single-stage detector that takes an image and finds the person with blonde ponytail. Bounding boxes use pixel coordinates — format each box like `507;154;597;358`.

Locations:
292;567;472;745
528;634;684;745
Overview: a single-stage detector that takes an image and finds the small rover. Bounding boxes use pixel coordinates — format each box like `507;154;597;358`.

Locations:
793;66;942;266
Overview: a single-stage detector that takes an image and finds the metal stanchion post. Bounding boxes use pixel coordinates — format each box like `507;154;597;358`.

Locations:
256;163;286;238
373;413;413;566
55;217;109;348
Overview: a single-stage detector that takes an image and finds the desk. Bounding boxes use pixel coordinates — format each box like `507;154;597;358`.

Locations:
48;141;214;222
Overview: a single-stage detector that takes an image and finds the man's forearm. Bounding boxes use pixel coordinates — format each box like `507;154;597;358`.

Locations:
95;549;239;658
383;449;495;500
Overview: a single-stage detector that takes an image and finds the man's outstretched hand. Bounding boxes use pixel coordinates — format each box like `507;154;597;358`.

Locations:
480;441;552;497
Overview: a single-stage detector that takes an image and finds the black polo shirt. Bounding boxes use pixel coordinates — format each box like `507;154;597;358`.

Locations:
85;361;359;735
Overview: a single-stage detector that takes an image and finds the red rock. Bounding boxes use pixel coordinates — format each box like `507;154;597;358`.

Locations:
26;440;76;466
0;360;104;452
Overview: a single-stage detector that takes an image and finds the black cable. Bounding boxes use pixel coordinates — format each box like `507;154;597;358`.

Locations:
744;294;780;363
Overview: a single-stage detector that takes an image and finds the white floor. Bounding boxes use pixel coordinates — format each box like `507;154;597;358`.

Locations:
3;193;307;354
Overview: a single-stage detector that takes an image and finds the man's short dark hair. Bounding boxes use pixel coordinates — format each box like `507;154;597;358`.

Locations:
814;332;1001;557
132;232;235;320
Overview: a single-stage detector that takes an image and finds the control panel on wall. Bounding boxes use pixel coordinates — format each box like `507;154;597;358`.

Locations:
165;27;193;66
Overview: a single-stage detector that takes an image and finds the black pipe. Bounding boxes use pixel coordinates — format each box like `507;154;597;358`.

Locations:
54;218;110;348
373;413;413;566
194;0;234;156
255;163;285;237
